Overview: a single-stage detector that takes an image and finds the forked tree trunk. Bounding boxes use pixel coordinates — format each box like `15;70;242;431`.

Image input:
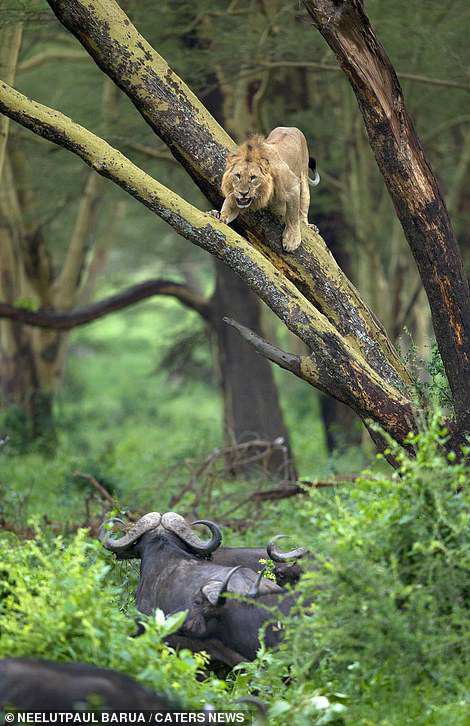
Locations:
0;70;119;443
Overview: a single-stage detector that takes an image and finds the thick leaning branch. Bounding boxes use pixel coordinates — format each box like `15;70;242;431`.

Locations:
0;279;211;330
44;0;410;392
303;0;470;434
0;79;415;442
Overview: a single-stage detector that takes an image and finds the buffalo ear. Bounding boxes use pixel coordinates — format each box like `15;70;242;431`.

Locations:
201;580;224;605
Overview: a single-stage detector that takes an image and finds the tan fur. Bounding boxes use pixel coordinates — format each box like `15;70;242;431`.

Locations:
213;127;318;252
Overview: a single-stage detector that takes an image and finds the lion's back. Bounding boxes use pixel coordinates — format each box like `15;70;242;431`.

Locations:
265;127;309;176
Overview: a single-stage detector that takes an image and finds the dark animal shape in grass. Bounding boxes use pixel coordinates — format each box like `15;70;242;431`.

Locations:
99;513;303;665
0;658;181;710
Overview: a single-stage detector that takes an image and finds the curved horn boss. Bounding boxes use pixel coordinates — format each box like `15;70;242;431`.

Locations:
99;513;162;554
162;513;222;554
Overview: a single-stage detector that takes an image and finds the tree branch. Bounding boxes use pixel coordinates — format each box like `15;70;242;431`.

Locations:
0;279;211;330
78;199;125;306
0;22;22;179
253;61;470;92
0;79;415;441
52;76;119;309
18;49;88;73
125;141;179;164
52;171;106;309
223;317;302;377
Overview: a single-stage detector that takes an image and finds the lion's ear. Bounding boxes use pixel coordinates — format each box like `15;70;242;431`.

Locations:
226;152;238;167
260;157;270;169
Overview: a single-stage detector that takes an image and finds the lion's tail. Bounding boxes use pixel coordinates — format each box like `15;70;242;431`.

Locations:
308;156;320;187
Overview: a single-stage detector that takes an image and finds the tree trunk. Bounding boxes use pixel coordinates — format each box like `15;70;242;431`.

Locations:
0;22;22;179
303;0;470;438
0;73;118;443
198;8;297;479
210;261;296;480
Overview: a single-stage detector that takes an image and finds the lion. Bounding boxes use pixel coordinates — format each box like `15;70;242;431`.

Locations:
211;127;320;252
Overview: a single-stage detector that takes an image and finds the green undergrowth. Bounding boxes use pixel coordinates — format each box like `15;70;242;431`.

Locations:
1;413;469;723
228;412;470;725
0;528;227;708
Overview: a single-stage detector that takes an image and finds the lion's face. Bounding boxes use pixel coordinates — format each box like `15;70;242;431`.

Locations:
222;157;273;211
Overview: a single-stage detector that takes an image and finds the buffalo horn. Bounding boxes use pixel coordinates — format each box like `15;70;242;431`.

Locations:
267;534;305;562
99;512;162;551
191;519;223;552
217;565;242;605
247;568;266;598
98;517;126;538
162;513;222;554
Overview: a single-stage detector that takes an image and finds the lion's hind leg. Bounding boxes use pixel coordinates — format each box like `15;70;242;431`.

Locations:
282;185;302;252
300;174;310;225
300;173;319;234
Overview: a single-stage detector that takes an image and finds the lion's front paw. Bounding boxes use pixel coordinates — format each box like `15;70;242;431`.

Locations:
207;210;221;219
308;222;320;234
282;230;301;253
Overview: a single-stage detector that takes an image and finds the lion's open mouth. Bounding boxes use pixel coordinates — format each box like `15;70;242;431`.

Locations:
236;197;253;208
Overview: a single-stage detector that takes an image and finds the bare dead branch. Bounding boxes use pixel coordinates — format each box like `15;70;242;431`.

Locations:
223;317;301;376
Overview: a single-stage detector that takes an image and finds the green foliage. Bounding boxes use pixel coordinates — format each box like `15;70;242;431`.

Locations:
0;528;227;707
399;331;453;413
12;296;39;311
230;412;470;725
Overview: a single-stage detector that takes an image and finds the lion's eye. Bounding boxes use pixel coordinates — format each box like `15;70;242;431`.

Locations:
250;175;258;182
234;173;241;180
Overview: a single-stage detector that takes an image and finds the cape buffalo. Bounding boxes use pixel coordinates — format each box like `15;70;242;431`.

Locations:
0;658;182;710
100;513;303;664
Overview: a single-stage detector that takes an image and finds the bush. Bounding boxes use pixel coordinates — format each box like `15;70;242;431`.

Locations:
231;412;470;725
0;528;227;708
